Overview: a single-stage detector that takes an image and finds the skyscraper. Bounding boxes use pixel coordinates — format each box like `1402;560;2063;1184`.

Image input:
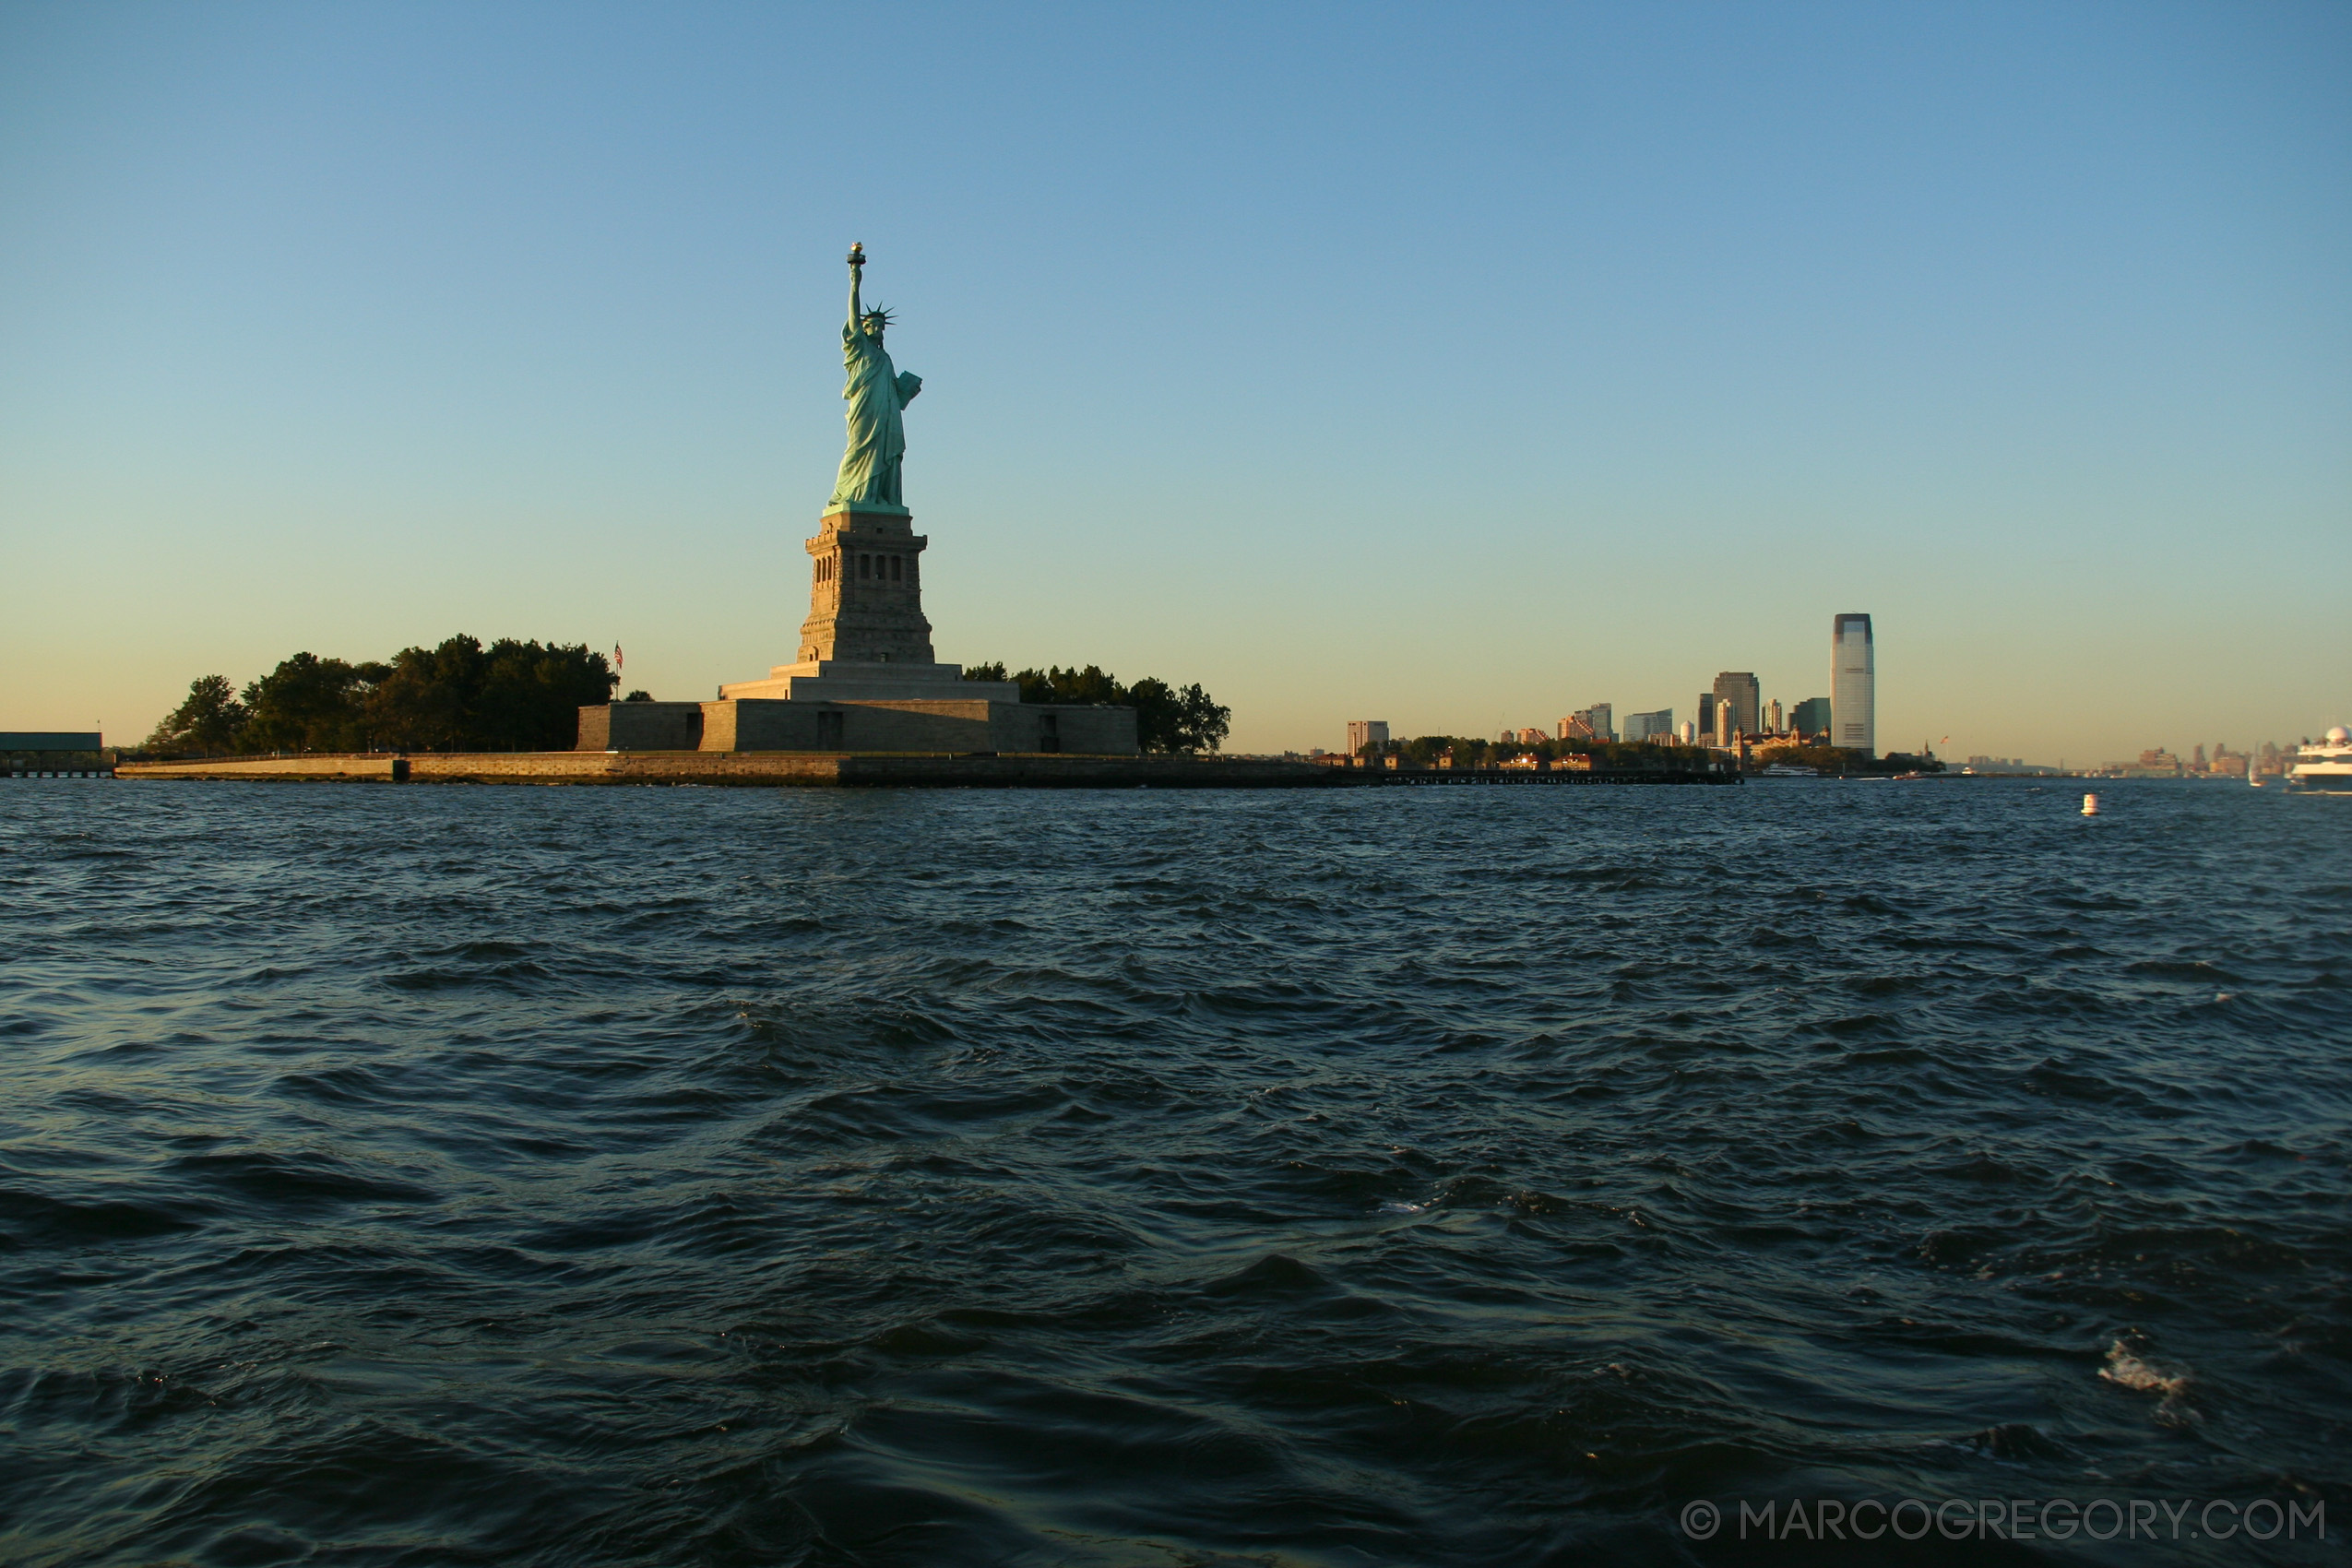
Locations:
1347;720;1389;755
1832;613;1874;755
1791;696;1831;740
1712;672;1760;737
1696;692;1716;741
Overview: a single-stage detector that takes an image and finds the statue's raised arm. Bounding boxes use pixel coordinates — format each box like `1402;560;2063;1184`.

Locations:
843;243;865;341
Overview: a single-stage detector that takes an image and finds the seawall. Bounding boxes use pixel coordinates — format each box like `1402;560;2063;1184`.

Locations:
116;753;1741;789
114;753;1338;789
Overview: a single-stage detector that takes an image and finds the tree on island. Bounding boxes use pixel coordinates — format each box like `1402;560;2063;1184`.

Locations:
141;637;617;755
242;653;387;752
963;662;1231;754
363;636;614;751
143;674;250;754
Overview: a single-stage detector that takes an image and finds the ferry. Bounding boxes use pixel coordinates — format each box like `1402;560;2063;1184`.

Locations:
2285;727;2352;796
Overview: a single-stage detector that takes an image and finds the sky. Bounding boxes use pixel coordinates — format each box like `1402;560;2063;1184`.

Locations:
3;1;2346;761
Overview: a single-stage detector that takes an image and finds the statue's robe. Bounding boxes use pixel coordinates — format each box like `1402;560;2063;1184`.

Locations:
829;323;921;508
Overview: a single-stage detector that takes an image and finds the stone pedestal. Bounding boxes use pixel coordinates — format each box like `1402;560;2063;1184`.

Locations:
719;503;1020;704
676;499;1135;754
796;505;932;667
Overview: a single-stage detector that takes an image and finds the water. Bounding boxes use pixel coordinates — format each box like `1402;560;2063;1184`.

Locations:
3;778;2346;1565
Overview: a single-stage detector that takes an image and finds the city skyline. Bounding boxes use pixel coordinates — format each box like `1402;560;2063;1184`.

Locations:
3;4;2346;757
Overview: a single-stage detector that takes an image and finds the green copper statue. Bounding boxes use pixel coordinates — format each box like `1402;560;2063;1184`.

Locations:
826;243;922;512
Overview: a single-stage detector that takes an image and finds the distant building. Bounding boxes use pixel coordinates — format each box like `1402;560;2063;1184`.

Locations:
1558;704;1613;742
1765;698;1784;734
1695;693;1716;741
1347;719;1389;755
2;732;107;773
2;731;102;752
1790;696;1831;740
1832;613;1874;755
1711;672;1760;738
1515;726;1547;745
1622;708;1673;742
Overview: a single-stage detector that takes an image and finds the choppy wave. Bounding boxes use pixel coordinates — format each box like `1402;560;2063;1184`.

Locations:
1;778;2346;1564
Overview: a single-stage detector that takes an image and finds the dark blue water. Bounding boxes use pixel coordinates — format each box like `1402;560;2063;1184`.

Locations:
3;779;2346;1565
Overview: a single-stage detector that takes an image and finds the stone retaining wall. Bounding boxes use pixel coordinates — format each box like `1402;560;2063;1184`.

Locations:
580;699;1138;756
119;753;1329;789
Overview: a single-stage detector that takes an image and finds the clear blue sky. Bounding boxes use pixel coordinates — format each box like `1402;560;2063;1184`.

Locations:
5;1;2346;760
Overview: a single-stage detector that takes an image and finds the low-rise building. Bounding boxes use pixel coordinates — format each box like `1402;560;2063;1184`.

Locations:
3;732;111;775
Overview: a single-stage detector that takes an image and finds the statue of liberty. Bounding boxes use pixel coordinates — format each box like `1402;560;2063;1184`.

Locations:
827;243;922;511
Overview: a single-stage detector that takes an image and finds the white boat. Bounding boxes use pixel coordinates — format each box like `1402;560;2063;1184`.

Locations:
2285;726;2352;795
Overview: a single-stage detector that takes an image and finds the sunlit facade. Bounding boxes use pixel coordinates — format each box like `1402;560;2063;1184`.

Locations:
1558;704;1614;742
1711;671;1759;737
1832;613;1874;755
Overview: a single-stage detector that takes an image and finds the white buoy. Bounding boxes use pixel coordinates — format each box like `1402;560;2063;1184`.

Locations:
2081;792;2100;815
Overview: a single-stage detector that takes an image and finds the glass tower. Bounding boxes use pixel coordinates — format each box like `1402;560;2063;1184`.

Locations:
1622;708;1673;742
1832;613;1874;755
